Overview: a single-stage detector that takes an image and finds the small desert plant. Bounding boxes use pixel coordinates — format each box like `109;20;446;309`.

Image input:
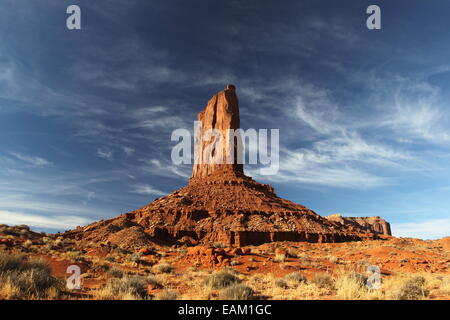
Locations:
154;262;173;274
114;246;130;255
0;253;27;272
96;276;150;300
66;251;84;262
312;273;335;290
273;253;286;263
108;267;124;278
96;261;110;272
23;240;33;248
127;253;142;264
147;274;160;288
220;284;254;300
438;278;450;294
326;255;340;264
397;276;429;300
105;255;116;262
284;272;307;284
203;270;240;289
274;279;289;289
156;289;178;300
335;272;369;300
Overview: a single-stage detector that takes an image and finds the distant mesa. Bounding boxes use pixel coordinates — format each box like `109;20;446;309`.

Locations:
325;214;391;236
64;85;391;248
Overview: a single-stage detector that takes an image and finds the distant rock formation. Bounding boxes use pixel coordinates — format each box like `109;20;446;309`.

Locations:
64;85;385;248
325;214;392;236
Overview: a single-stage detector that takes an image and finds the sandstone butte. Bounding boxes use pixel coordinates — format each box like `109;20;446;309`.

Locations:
64;85;391;249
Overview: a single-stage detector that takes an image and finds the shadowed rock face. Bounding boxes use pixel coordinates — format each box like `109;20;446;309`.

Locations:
64;85;385;248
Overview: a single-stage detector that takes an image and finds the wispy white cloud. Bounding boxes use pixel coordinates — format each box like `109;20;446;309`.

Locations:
139;158;191;179
252;150;389;189
293;90;344;135
253;84;412;188
0;210;91;231
378;97;450;144
122;146;135;156
97;148;113;160
0;194;109;217
9;152;52;167
392;218;450;240
130;184;165;196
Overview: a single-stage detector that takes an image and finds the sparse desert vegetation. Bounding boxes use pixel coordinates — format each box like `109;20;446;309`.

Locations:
0;252;62;299
0;224;449;300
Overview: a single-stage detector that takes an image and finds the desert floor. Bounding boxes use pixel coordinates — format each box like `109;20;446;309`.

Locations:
1;224;449;300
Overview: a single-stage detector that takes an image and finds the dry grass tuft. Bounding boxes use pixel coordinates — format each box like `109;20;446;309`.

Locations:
94;276;152;300
156;289;178;300
153;262;173;274
0;252;61;299
312;273;335;290
203;270;240;289
395;276;429;300
220;284;254;300
284;272;307;284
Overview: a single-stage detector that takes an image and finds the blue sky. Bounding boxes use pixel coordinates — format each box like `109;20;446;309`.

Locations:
1;0;450;239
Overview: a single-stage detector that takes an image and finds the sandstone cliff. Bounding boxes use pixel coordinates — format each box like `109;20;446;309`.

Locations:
325;214;392;236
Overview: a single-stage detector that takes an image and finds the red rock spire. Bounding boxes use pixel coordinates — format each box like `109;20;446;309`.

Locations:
191;85;245;182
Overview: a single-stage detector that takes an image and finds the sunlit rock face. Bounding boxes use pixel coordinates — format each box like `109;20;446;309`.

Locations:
191;84;244;182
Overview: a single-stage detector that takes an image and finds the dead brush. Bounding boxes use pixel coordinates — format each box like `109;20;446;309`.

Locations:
95;275;152;300
203;269;240;289
0;252;62;299
153;262;173;274
219;284;254;300
396;276;429;300
312;273;335;290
